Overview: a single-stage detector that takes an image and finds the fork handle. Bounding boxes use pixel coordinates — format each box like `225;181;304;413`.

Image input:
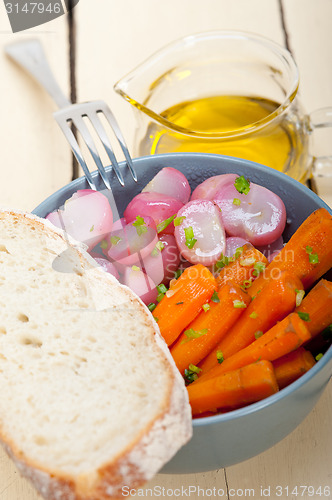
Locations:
5;39;71;109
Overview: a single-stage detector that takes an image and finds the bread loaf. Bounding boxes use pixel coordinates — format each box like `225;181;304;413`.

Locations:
0;209;192;500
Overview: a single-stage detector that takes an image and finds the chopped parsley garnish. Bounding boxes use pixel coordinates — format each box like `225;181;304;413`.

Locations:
202;303;210;312
242;279;253;289
157;214;176;233
174;216;186;227
157;284;168;294
297;311;310;322
181;328;208;344
315;353;323;361
254;331;263;339
305;245;319;264
249;311;258;319
184;226;197;249
240;257;256;267
156;293;164;303
110;235;121;246
214;253;229;270
154;317;159;323
233;300;247;309
234;175;251;195
211;291;220;303
100;239;108;249
151;240;165;257
305;246;313;254
295;289;305;307
252;261;266;277
234;246;244;259
148;303;156;312
184;364;202;384
132;216;148;236
176;301;184;305
131;265;140;271
90;225;94;232
216;350;224;364
233;198;241;206
174;268;183;280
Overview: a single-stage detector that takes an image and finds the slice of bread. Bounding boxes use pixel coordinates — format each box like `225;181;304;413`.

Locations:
0;210;192;500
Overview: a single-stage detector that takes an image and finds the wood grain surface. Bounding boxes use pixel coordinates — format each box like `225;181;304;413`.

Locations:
0;1;331;499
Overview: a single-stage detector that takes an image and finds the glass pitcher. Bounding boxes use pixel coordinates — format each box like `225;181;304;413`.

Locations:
114;30;332;184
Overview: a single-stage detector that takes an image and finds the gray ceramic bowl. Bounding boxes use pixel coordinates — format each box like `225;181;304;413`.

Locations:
33;153;332;473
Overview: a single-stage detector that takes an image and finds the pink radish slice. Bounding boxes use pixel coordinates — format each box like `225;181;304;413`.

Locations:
225;237;252;258
142;167;191;204
123;192;184;235
103;220;158;268
214;181;286;246
174;200;226;266
112;217;127;231
46;190;113;252
46;211;65;229
122;267;158;305
90;256;120;280
70;189;95;200
191;174;237;201
159;234;181;284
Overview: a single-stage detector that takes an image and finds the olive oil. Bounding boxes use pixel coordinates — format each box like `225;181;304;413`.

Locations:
139;95;309;181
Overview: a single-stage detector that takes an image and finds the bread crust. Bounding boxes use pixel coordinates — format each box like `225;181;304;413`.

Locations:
0;209;192;500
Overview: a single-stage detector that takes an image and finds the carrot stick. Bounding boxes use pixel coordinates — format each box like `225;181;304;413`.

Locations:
199;271;303;373
296;279;332;338
196;313;311;384
248;208;332;297
152;264;217;346
273;347;316;389
216;245;268;289
188;360;279;415
170;281;251;374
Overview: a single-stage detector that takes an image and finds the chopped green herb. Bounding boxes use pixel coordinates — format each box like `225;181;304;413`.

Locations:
295;289;305;307
315;353;323;361
181;328;208;344
216;350;224;364
233;198;241;206
202;303;211;312
242;279;253;289
174;216;186;227
174;268;183;280
233;300;247;309
100;239;108;250
240;257;256;267
176;301;184;305
184;226;197;249
234;175;251;195
298;311;310;322
151;240;165;256
156;293;165;303
90;225;94;232
234;246;244;259
154;317;159;323
132;265;140;271
132;216;148;236
305;246;313;254
157;214;176;233
184;364;202;384
110;235;121;246
249;311;258;319
254;331;263;339
309;253;319;264
252;261;266;277
148;303;156;312
157;284;168;294
211;291;220;303
214;253;229;270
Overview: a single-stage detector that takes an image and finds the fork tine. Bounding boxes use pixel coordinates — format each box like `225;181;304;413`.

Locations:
54;111;97;191
94;101;138;182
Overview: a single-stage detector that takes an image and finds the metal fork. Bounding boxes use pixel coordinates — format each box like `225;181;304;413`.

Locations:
5;39;137;191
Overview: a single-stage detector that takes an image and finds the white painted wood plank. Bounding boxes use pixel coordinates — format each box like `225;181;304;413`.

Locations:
0;15;72;211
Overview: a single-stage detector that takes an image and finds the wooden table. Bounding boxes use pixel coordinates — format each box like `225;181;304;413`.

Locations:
0;1;331;499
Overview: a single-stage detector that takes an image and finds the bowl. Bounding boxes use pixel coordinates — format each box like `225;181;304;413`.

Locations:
33;152;332;473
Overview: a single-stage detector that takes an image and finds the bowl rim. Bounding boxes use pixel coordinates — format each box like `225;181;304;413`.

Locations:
33;152;332;427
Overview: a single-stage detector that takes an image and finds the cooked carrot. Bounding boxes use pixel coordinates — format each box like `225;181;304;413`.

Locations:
273;348;316;389
196;313;311;384
248;208;332;297
296;279;332;338
153;264;217;346
170;281;251;374
199;271;303;373
216;245;268;289
188;360;279;415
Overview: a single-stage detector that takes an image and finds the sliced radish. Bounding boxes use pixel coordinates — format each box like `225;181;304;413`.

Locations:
123;192;184;235
174;200;226;266
46;210;65;229
103;219;158;268
90;254;120;280
158;234;181;284
122;266;158;305
191;174;237;201
225;237;252;258
46;190;113;252
142;167;191;204
214;180;286;246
